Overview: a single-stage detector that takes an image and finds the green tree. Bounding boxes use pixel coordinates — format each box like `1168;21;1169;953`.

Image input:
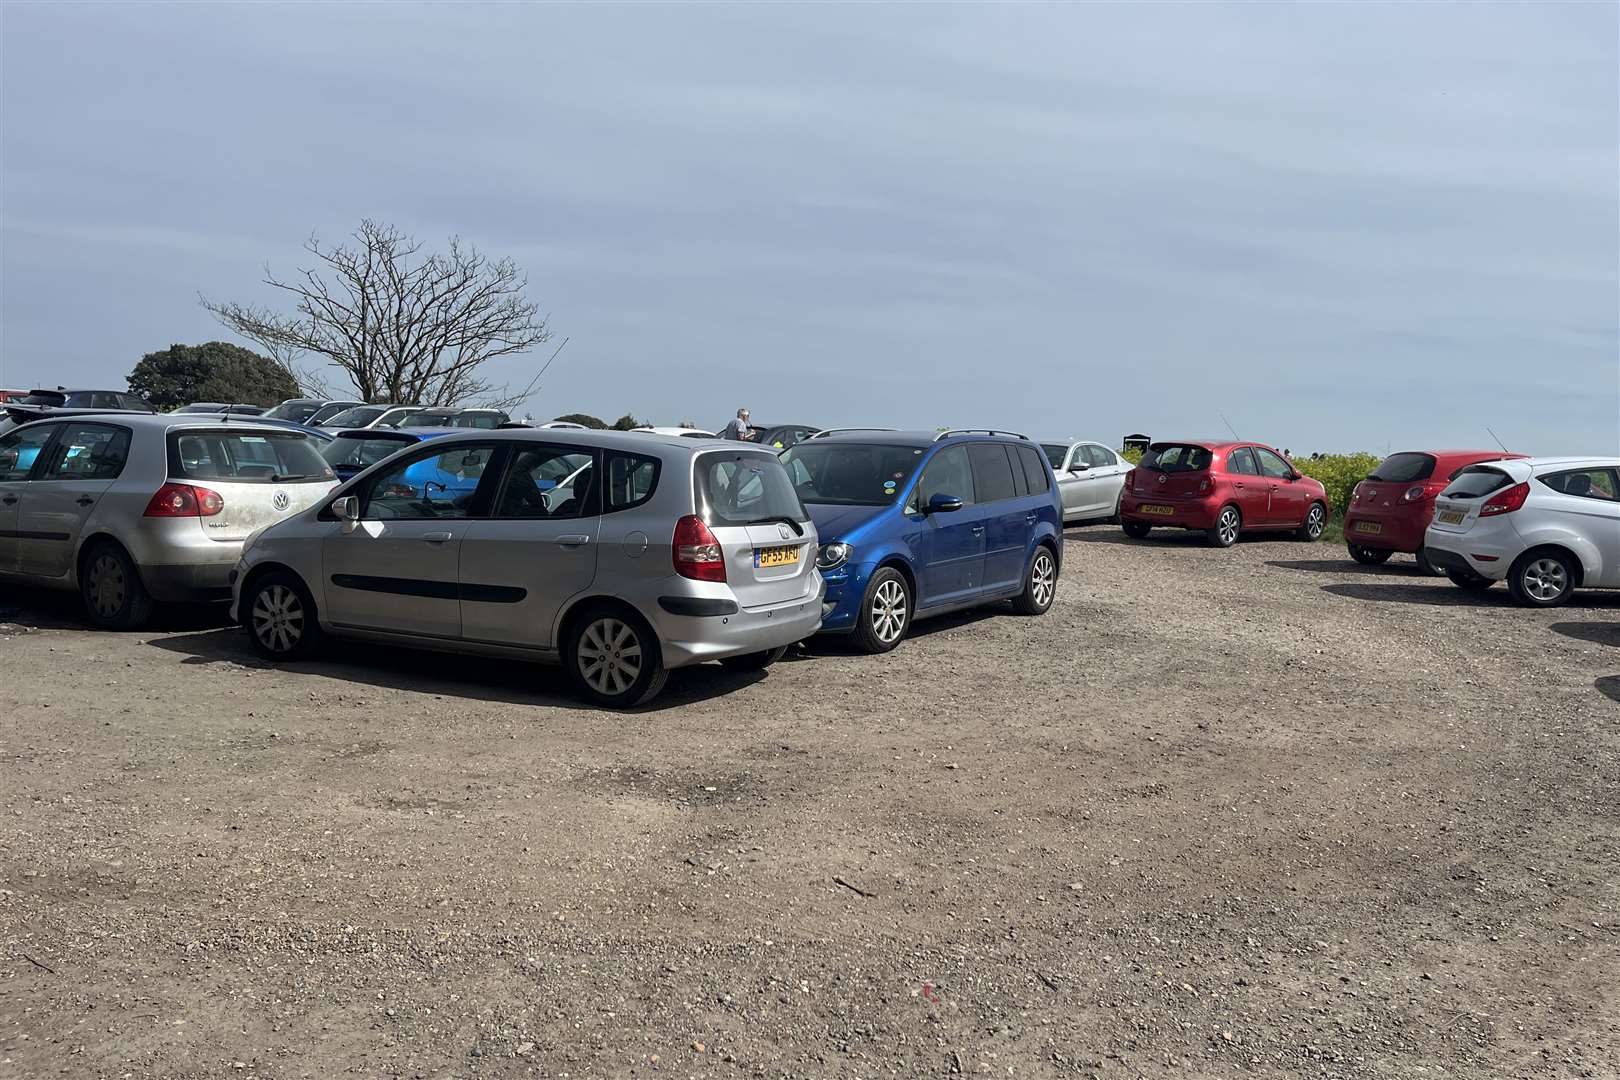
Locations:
128;342;299;410
610;413;647;430
552;413;606;429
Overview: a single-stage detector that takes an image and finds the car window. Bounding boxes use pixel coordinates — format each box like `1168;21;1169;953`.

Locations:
1040;443;1068;469
360;443;497;520
1140;445;1211;472
1253;447;1293;479
1539;468;1618;501
779;442;925;506
401;410;454;428
321;434;417;471
455;413;503;429
697;452;806;526
1442;466;1514;500
323;405;386;428
171;431;334;483
1369;452;1436;483
1079;445;1106;468
968;444;1018;504
604;451;660;512
494;446;596;519
19;391;66;407
87;392;122;410
1016;445;1050;494
910;445;975;512
1226;447;1259;476
0;424;59;481
39;423;130;481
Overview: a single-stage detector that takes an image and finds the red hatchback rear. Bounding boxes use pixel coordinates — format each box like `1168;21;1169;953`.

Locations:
1120;440;1330;547
1344;449;1524;572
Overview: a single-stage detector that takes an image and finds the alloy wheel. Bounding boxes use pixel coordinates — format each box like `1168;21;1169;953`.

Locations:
1218;509;1240;546
1521;558;1569;603
251;584;305;654
870;579;908;644
1031;550;1056;609
577;617;643;696
89;554;126;618
1304;505;1325;539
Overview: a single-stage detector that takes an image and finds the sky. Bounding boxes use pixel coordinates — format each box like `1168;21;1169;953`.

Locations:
2;2;1616;455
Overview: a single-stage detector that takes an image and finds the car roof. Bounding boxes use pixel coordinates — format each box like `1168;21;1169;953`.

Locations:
805;429;1032;448
8;412;328;434
1523;455;1620;470
411;426;775;454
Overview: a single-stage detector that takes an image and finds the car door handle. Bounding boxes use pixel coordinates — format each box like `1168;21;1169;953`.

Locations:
76;496;95;507
1;495;16;506
421;532;454;543
1025;512;1037;523
553;534;591;546
970;525;985;534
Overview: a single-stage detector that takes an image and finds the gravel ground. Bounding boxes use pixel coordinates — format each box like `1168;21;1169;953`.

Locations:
2;526;1617;1080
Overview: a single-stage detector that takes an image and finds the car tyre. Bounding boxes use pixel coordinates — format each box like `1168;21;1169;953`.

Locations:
565;605;668;708
1206;505;1241;548
79;540;155;630
1295;501;1327;542
1446;570;1496;593
1413;547;1444;576
1122;521;1152;540
1506;549;1576;608
851;566;911;654
1347;543;1393;566
719;645;788;672
1012;544;1058;616
243;569;323;661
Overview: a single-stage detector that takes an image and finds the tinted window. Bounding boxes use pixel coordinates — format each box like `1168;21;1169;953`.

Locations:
605;451;659;512
169;432;334;483
1253;447;1293;479
309;403;363;425
1079;445;1107;467
779;442;925;506
264;401;321;422
1369;453;1436;483
119;394;154;412
452;412;506;429
913;445;975;510
494;446;596;519
1226;447;1259;476
1442;466;1514;500
1539;468;1618;501
401;410;455;428
1016;445;1050;494
1140;445;1211;473
40;424;130;481
1041;443;1068;469
361;443;496;519
322;405;386;428
19;391;66;407
89;392;123;409
968;444;1018;503
0;424;59;481
321;434;418;471
698;452;807;526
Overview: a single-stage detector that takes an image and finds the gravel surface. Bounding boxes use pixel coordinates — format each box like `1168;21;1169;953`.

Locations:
2;526;1617;1079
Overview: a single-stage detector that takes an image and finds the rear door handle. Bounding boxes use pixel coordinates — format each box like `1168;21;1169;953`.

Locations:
970;525;985;534
421;532;454;543
1;495;16;506
1025;512;1037;523
76;496;96;507
553;534;591;546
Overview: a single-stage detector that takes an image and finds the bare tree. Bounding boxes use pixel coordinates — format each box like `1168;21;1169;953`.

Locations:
202;220;551;407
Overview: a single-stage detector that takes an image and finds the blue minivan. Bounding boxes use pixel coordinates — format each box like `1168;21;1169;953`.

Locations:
779;429;1063;652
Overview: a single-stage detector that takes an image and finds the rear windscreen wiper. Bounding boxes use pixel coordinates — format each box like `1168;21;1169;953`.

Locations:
271;473;318;482
744;516;804;537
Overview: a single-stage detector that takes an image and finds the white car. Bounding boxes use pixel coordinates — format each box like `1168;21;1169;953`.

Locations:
631;426;717;439
1424;456;1620;607
317;404;422;430
1039;439;1131;523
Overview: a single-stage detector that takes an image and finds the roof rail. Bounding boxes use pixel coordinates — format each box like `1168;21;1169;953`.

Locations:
934;428;1030;442
806;426;899;440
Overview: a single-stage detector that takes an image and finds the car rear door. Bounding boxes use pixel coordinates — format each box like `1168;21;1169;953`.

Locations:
1538;467;1620;586
15;422;132;578
1223;447;1270;525
968;443;1026;593
1053;445;1091;517
1086;445;1130;514
910;444;983;607
457;442;601;649
0;423;61;572
695;449;818;610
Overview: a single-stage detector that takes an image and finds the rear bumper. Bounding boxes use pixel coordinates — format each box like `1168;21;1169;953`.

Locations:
1119;494;1220;529
1422;523;1519;580
1342;509;1427;552
649;575;826;667
140;561;235;602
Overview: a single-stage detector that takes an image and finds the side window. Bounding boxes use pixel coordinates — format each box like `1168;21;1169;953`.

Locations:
40;424;130;481
1086;445;1117;467
90;392;123;410
0;424;60;482
967;444;1018;504
1253;447;1292;479
1540;468;1618;501
1226;447;1258;476
494;446;597;519
604;451;660;513
1016;445;1050;494
912;445;975;512
360;442;497;520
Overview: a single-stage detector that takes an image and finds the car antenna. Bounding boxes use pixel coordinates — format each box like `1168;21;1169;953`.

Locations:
1486;426;1508;452
1219;412;1241;440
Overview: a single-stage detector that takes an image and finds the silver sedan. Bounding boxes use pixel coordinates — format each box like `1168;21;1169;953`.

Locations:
1040;440;1132;523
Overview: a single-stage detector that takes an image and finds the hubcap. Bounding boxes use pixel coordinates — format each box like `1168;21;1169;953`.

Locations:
1031;552;1056;608
251;584;305;653
88;554;126;617
1219;510;1239;545
1522;558;1568;602
1306;506;1325;538
578;617;643;696
870;579;908;644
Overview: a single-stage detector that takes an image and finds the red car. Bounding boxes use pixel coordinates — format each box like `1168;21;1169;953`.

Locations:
1120;440;1330;547
0;390;26;404
1344;449;1526;573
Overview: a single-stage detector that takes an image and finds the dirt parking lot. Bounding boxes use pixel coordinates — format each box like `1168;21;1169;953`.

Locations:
1;527;1616;1080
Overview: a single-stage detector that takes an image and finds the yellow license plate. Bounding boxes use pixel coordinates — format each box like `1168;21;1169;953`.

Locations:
1437;510;1465;525
754;545;800;568
1354;521;1382;535
1140;504;1175;516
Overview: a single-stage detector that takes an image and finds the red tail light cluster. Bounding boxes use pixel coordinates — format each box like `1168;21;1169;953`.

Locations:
1198;476;1212;494
1479;482;1530;517
673;515;726;582
144;482;224;518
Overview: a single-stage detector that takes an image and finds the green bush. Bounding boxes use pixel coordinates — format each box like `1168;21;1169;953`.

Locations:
1292;453;1380;519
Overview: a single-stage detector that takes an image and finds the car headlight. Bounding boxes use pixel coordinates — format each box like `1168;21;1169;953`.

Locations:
817;541;852;570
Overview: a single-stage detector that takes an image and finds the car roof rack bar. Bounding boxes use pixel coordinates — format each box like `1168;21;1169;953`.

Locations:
806;426;900;440
934;428;1030;442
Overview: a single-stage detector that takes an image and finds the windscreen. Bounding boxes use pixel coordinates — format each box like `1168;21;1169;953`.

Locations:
698;452;808;526
401;410;455;428
778;441;925;506
169;431;334;483
322;405;386;428
1140;444;1211;473
1041;443;1068;468
307;403;360;425
321;434;415;471
1368;453;1436;483
264;401;321;422
1441;466;1513;500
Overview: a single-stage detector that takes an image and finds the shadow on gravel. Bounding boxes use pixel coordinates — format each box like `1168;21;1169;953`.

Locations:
1597;676;1620;703
0;586;229;634
791;606;998;658
148;628;768;712
1322;582;1620;611
1068;529;1303;548
1268;559;1431;577
1551;622;1620;648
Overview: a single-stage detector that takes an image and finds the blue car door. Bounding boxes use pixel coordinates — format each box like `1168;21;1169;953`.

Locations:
910;445;984;608
968;443;1027;594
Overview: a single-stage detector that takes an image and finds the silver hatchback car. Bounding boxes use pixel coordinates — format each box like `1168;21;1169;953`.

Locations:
0;414;337;627
230;429;823;707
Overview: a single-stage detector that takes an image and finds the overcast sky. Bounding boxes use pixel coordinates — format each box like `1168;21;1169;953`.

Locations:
3;2;1615;453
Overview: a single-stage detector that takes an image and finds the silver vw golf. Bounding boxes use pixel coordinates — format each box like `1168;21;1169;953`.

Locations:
230;429;823;707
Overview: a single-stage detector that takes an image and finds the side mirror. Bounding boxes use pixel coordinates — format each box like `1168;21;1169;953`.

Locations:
926;493;964;514
332;495;359;532
1070;462;1090;473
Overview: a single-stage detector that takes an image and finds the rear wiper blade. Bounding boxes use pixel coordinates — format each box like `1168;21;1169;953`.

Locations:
744;515;804;536
271;473;317;482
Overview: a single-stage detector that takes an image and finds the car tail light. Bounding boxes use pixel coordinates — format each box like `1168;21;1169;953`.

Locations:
1479;482;1529;517
1403;485;1426;502
673;515;726;582
1126;468;1138;492
1198;476;1212;494
144;482;224;518
1352;482;1368;501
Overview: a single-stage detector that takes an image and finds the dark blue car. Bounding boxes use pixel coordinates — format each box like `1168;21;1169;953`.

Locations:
779;429;1063;652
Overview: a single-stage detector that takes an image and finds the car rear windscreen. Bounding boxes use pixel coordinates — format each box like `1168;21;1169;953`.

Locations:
1441;466;1513;500
1368;452;1436;483
263;401;321;422
1140;445;1211;472
19;391;66;407
698;452;809;525
170;431;335;483
322;405;386;427
321;434;415;471
779;441;925;506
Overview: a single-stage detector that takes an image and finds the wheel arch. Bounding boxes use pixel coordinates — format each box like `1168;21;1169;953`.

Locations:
1513;542;1586;589
75;531;133;588
238;560;316;611
555;594;660;661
